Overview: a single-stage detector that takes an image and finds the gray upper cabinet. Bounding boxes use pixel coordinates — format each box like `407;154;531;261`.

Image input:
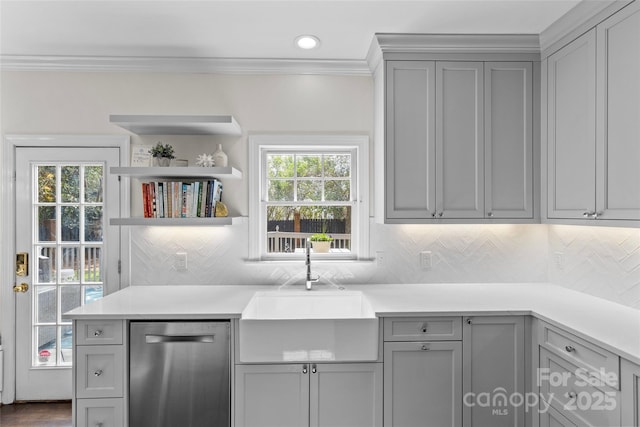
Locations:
385;60;436;220
596;1;640;221
485;62;534;219
436;62;485;219
384;58;534;223
545;0;640;224
546;28;597;220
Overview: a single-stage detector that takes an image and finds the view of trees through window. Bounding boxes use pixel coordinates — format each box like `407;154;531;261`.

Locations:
265;152;353;253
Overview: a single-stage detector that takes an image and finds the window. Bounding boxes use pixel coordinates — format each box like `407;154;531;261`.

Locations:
249;135;369;261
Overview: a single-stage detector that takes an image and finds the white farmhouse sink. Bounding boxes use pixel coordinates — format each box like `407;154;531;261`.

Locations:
239;290;379;363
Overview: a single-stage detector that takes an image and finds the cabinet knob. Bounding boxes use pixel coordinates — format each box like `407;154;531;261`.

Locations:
438;212;444;217
466;318;472;325
302;365;308;374
565;345;575;353
421;344;429;351
93;330;103;337
487;212;493;217
93;369;103;377
420;323;428;333
431;212;436;218
311;364;317;374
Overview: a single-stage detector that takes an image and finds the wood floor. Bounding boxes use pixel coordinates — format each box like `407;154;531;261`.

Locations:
0;402;72;427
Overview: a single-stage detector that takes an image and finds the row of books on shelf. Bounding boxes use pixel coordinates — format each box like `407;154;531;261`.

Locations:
142;179;223;218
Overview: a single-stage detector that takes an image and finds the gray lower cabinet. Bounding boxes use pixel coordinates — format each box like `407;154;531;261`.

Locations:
384;341;463;427
622;359;640;427
536;321;621;427
539;404;578;427
234;362;382;427
383;316;464;427
74;320;126;427
463;316;526;427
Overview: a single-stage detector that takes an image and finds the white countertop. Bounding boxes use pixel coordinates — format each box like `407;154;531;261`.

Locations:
65;282;640;364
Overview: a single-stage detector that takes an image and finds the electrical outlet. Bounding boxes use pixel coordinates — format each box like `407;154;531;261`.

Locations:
376;251;385;266
175;252;188;272
420;251;432;270
554;252;564;270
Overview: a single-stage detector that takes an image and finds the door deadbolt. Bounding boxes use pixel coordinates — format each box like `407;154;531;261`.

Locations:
16;252;28;276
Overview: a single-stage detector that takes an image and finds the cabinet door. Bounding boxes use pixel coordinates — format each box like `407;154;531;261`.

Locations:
385;61;436;220
596;1;640;220
547;29;597;219
76;345;124;399
436;61;484;219
622;359;640;427
462;316;525;427
235;364;309;427
384;341;462;427
310;363;383;427
485;62;534;219
76;398;124;427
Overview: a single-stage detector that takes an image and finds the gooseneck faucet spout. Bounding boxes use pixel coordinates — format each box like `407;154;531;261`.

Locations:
306;238;320;290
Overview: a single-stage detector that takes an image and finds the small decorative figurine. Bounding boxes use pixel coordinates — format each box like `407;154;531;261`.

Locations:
196;153;215;167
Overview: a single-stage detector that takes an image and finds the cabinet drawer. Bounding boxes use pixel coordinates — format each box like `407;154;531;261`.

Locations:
76;398;124;427
539;348;620;427
76;346;124;399
539;403;579;427
384;317;462;341
76;320;124;345
539;322;619;388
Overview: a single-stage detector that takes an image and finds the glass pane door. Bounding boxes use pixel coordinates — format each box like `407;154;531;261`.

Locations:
32;163;105;367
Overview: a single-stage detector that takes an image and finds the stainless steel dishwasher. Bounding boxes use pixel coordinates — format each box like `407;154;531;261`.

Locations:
130;321;230;427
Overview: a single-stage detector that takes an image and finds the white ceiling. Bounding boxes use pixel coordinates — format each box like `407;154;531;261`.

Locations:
1;0;582;62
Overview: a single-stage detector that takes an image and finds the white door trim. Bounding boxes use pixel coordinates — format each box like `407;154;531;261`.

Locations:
1;135;130;404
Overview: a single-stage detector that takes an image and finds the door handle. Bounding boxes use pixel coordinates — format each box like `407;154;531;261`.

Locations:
13;282;29;293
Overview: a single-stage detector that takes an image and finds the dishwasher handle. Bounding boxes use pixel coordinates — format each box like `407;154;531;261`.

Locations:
145;334;215;344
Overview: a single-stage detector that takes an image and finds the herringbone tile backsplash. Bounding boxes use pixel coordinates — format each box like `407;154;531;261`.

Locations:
548;225;640;309
130;223;640;309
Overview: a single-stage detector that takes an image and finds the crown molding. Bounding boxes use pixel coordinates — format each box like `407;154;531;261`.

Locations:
539;0;632;58
0;55;372;76
366;33;541;72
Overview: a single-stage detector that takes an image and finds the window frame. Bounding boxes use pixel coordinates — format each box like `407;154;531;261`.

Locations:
249;135;369;261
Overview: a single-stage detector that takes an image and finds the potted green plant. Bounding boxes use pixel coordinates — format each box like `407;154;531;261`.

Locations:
309;233;333;253
149;142;175;167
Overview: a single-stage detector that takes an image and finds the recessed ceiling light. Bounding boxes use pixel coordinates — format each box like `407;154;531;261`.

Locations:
295;35;320;50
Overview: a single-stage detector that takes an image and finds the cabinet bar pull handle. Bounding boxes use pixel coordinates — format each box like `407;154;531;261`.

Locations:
565;345;575;353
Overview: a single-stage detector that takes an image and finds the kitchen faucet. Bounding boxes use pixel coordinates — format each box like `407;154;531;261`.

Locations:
306;238;320;290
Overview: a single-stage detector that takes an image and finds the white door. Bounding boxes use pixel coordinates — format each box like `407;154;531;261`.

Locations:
14;146;121;400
